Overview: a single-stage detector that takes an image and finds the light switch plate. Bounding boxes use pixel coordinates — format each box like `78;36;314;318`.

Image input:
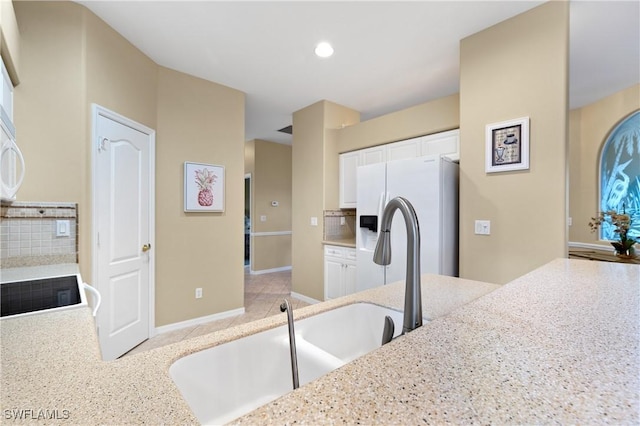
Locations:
310;217;318;226
474;220;491;235
260;215;267;222
56;220;70;237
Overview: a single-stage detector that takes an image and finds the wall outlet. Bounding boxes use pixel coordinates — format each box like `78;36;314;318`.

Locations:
195;288;203;299
260;215;267;222
340;217;346;226
310;217;318;226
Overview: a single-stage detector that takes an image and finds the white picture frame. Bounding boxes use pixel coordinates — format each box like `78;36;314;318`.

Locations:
184;162;225;212
485;116;530;173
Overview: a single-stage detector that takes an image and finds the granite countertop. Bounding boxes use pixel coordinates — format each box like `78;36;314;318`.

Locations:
322;238;356;248
0;263;81;283
1;259;638;424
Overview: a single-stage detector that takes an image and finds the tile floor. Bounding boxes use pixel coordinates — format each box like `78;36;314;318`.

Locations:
123;269;308;357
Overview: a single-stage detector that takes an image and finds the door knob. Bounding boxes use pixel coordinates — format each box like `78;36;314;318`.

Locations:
142;243;151;252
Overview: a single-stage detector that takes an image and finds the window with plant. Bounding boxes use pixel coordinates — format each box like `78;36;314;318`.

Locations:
597;110;640;246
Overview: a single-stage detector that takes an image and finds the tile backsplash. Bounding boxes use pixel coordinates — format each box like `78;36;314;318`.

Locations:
0;202;78;268
323;209;356;240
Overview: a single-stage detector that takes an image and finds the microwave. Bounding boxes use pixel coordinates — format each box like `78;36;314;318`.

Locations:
0;107;24;202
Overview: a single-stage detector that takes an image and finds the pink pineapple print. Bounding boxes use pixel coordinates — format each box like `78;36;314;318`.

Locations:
194;168;217;206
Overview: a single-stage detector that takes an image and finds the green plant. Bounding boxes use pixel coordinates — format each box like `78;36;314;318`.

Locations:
589;206;637;255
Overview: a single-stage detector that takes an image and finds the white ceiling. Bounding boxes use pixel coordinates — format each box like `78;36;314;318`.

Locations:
77;1;639;145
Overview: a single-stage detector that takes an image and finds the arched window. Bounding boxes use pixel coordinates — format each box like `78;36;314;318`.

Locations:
599;110;640;240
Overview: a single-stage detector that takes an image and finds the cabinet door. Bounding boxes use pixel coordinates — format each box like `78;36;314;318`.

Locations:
339;152;360;208
420;129;459;161
324;257;344;300
343;261;357;296
0;59;13;121
386;137;421;162
360;146;385;165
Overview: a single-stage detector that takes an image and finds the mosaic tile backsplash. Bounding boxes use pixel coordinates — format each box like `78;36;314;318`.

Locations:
1;202;78;268
323;209;356;240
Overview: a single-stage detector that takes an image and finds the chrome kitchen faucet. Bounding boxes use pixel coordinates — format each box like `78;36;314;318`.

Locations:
374;196;422;340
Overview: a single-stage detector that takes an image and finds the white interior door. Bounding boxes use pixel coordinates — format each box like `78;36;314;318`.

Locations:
93;105;155;361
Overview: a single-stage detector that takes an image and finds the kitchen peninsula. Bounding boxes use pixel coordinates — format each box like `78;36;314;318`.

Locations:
1;259;638;424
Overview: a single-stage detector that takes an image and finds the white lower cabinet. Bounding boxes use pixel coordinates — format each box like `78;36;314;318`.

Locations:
324;245;357;300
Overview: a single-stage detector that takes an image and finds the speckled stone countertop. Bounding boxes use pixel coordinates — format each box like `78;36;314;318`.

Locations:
322;238;356;248
235;259;640;425
0;263;80;283
1;259;638;424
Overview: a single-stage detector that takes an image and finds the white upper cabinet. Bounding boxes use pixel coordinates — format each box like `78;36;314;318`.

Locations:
339;145;386;208
420;129;459;161
339;129;459;208
386;137;421;162
360;145;385;166
339;152;360;208
0;58;13;122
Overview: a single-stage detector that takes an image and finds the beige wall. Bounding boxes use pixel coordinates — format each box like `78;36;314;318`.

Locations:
13;2;88;267
155;67;244;325
569;84;640;245
335;94;459;153
292;101;326;301
14;2;245;327
459;1;569;284
249;139;292;272
324;102;361;210
292;101;359;300
84;9;159;293
85;11;158;129
245;140;255;176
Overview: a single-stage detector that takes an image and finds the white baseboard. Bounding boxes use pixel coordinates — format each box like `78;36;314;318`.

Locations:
568;241;613;251
154;307;245;336
291;291;321;305
250;265;292;275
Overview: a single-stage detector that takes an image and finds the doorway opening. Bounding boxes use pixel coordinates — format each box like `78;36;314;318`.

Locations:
244;174;251;268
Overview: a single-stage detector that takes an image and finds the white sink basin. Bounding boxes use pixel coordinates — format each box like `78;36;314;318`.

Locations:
296;302;405;363
170;302;416;425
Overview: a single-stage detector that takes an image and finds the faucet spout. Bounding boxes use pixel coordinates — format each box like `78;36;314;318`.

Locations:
373;197;422;334
280;299;299;390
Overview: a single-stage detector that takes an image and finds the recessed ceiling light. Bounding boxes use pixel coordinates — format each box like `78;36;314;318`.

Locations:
315;42;334;58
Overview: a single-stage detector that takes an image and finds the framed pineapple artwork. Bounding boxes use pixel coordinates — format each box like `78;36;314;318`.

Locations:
184;162;225;212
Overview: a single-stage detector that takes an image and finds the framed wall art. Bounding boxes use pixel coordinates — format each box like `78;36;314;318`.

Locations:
485;116;530;173
184;162;225;212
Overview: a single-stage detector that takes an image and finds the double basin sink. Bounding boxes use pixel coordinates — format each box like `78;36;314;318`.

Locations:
170;302;419;425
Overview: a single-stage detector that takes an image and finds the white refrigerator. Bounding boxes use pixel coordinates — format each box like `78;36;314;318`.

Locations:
355;155;459;292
